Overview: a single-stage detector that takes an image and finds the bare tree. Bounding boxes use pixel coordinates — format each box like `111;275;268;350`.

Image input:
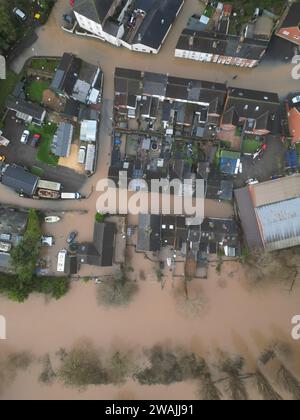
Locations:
173;278;207;318
253;369;283;401
97;266;139;307
219;356;249;401
199;361;222;401
244;248;299;290
39;354;56;385
277;364;300;400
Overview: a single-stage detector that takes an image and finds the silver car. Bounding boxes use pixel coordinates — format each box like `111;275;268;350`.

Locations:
20;130;30;144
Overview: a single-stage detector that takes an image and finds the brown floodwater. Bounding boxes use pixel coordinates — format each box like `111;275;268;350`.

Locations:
1;0;300;400
1;258;300;400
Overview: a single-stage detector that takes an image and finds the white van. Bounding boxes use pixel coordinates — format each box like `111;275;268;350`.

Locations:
61;192;81;200
77;146;87;164
57;250;67;273
13;8;27;22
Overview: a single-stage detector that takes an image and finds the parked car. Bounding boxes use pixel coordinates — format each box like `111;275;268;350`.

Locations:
245;178;259;185
13;7;27;22
67;231;78;245
20;130;30;144
31;133;41;148
0;155;5;163
292;95;300;104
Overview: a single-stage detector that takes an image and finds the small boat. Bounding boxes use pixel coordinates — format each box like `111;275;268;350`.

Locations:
45;216;61;224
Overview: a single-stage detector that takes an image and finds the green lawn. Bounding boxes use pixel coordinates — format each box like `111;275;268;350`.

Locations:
29;58;60;73
27;80;50;103
31;166;44;177
242;138;261;154
0;70;19;116
29;122;59;167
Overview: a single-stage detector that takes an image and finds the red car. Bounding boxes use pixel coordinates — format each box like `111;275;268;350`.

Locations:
261;143;267;151
31;134;41;148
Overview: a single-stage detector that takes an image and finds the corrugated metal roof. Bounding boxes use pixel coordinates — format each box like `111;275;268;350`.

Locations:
252;174;300;207
256;197;300;251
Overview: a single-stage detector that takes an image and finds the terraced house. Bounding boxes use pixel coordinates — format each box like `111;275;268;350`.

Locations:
72;0;184;54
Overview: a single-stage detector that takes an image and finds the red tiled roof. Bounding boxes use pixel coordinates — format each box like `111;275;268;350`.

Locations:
277;27;300;46
288;106;300;144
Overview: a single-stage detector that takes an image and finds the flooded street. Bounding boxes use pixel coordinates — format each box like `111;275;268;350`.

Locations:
1;258;300;399
0;0;300;400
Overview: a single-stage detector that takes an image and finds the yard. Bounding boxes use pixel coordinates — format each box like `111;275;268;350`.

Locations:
242;138;261;154
227;0;286;36
29;122;58;167
29;58;60;74
26;79;50;103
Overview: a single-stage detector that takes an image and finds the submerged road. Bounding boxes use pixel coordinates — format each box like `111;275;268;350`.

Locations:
1;0;297;221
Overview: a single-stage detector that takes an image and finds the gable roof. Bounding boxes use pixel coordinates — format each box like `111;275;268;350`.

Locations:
234;186;264;250
2;165;39;196
50;53;82;95
288;106;300;144
176;28;268;60
73;0;114;24
52;123;73;157
250;174;300;207
276;3;300;45
137;214;162;252
6;96;46;122
132;0;184;50
222;87;280;132
78;222;116;266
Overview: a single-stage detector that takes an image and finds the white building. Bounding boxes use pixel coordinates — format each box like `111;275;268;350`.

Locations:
73;0;184;54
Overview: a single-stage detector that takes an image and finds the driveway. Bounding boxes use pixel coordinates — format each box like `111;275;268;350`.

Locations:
235;135;286;188
2;111;87;192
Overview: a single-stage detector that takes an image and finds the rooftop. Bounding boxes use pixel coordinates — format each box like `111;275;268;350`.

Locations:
235;175;300;251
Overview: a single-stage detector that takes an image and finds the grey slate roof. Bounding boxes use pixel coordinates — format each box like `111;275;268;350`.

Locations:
78;222;116;266
132;0;184;50
5;96;46;122
176;28;269;61
73;0;113;24
52;123;73;157
137;214;162;252
279;3;300;29
223;87;280;133
2;165;39;196
115;68;227;107
50;53;82;96
234;186;264;250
